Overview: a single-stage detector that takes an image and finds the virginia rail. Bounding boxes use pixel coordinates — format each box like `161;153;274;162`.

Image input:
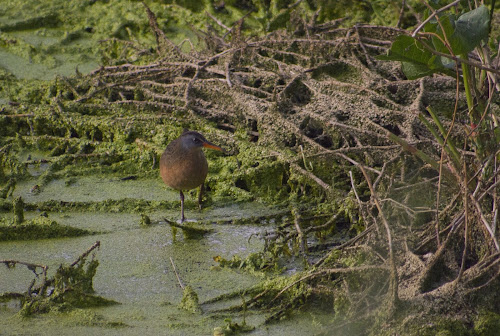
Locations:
160;131;224;223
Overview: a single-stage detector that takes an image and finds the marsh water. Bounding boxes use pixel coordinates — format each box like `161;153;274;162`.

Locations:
0;174;333;335
0;2;342;334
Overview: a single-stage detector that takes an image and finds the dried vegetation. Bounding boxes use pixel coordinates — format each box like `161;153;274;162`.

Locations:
1;1;500;334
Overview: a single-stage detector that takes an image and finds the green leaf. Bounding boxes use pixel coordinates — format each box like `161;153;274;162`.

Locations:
378;6;490;79
401;62;434;80
377;35;445;79
423;6;490;55
377;35;431;63
425;13;456;54
452;5;490;54
267;9;291;31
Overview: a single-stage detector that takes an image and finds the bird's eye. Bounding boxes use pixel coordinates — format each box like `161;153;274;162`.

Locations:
193;137;201;143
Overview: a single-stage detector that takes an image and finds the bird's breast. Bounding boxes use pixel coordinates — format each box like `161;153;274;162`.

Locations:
160;149;208;191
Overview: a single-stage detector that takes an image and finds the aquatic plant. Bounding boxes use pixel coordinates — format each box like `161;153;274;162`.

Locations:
1;241;118;317
1;0;499;334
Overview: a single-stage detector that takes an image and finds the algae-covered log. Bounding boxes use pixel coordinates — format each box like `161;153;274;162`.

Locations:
2;241;119;317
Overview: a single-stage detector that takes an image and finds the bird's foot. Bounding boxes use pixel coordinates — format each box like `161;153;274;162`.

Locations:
177;218;198;224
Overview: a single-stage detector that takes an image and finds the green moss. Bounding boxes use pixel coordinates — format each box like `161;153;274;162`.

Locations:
18;249;118;318
13;196;24;224
178;285;202;313
215;252;283;275
60;309;127;327
474;310;500;336
407;319;471;336
214;318;255;335
139;213;151;227
0;215;93;241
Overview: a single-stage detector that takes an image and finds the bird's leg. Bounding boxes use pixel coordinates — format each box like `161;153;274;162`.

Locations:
180;190;185;223
198;183;204;210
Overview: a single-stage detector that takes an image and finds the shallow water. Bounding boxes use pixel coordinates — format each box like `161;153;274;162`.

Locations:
0;25;99;80
0;2;342;334
1;176;331;335
15;176;179;203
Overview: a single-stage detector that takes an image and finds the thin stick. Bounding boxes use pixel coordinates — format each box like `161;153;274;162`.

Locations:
396;0;406;28
271;265;388;303
205;11;231;31
170;257;184;289
71;241;101;267
493;155;498;236
411;0;460;37
292;208;308;259
349;170;368;225
469;193;500;251
1;260;47;274
454;161;469;285
358;165;399;307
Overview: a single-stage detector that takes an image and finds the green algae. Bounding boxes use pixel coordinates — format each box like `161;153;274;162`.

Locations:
215;250;286;275
474;310;500;336
213;317;255;335
53;309;127;328
0;214;93;242
139;213;151;227
0;1;484;335
19;257;117;317
0;211;333;335
7;241;119;319
32;198;175;214
178;285;202;313
12;195;24;224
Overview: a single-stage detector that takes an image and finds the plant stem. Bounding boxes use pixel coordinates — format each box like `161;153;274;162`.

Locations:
460;55;476;122
426;107;461;168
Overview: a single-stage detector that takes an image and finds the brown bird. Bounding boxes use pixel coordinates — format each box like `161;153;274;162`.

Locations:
160;131;224;223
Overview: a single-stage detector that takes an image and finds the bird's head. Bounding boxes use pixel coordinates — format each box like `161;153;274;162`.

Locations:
180;131;225;153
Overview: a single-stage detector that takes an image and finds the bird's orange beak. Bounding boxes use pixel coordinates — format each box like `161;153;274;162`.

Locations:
203;141;225;153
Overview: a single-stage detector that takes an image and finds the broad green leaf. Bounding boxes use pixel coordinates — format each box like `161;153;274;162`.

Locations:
438;55;456;70
452;5;490;54
379;6;490;79
425;13;456;54
378;34;457;79
422;6;489;55
401;62;435;80
377;35;432;63
378;35;447;79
